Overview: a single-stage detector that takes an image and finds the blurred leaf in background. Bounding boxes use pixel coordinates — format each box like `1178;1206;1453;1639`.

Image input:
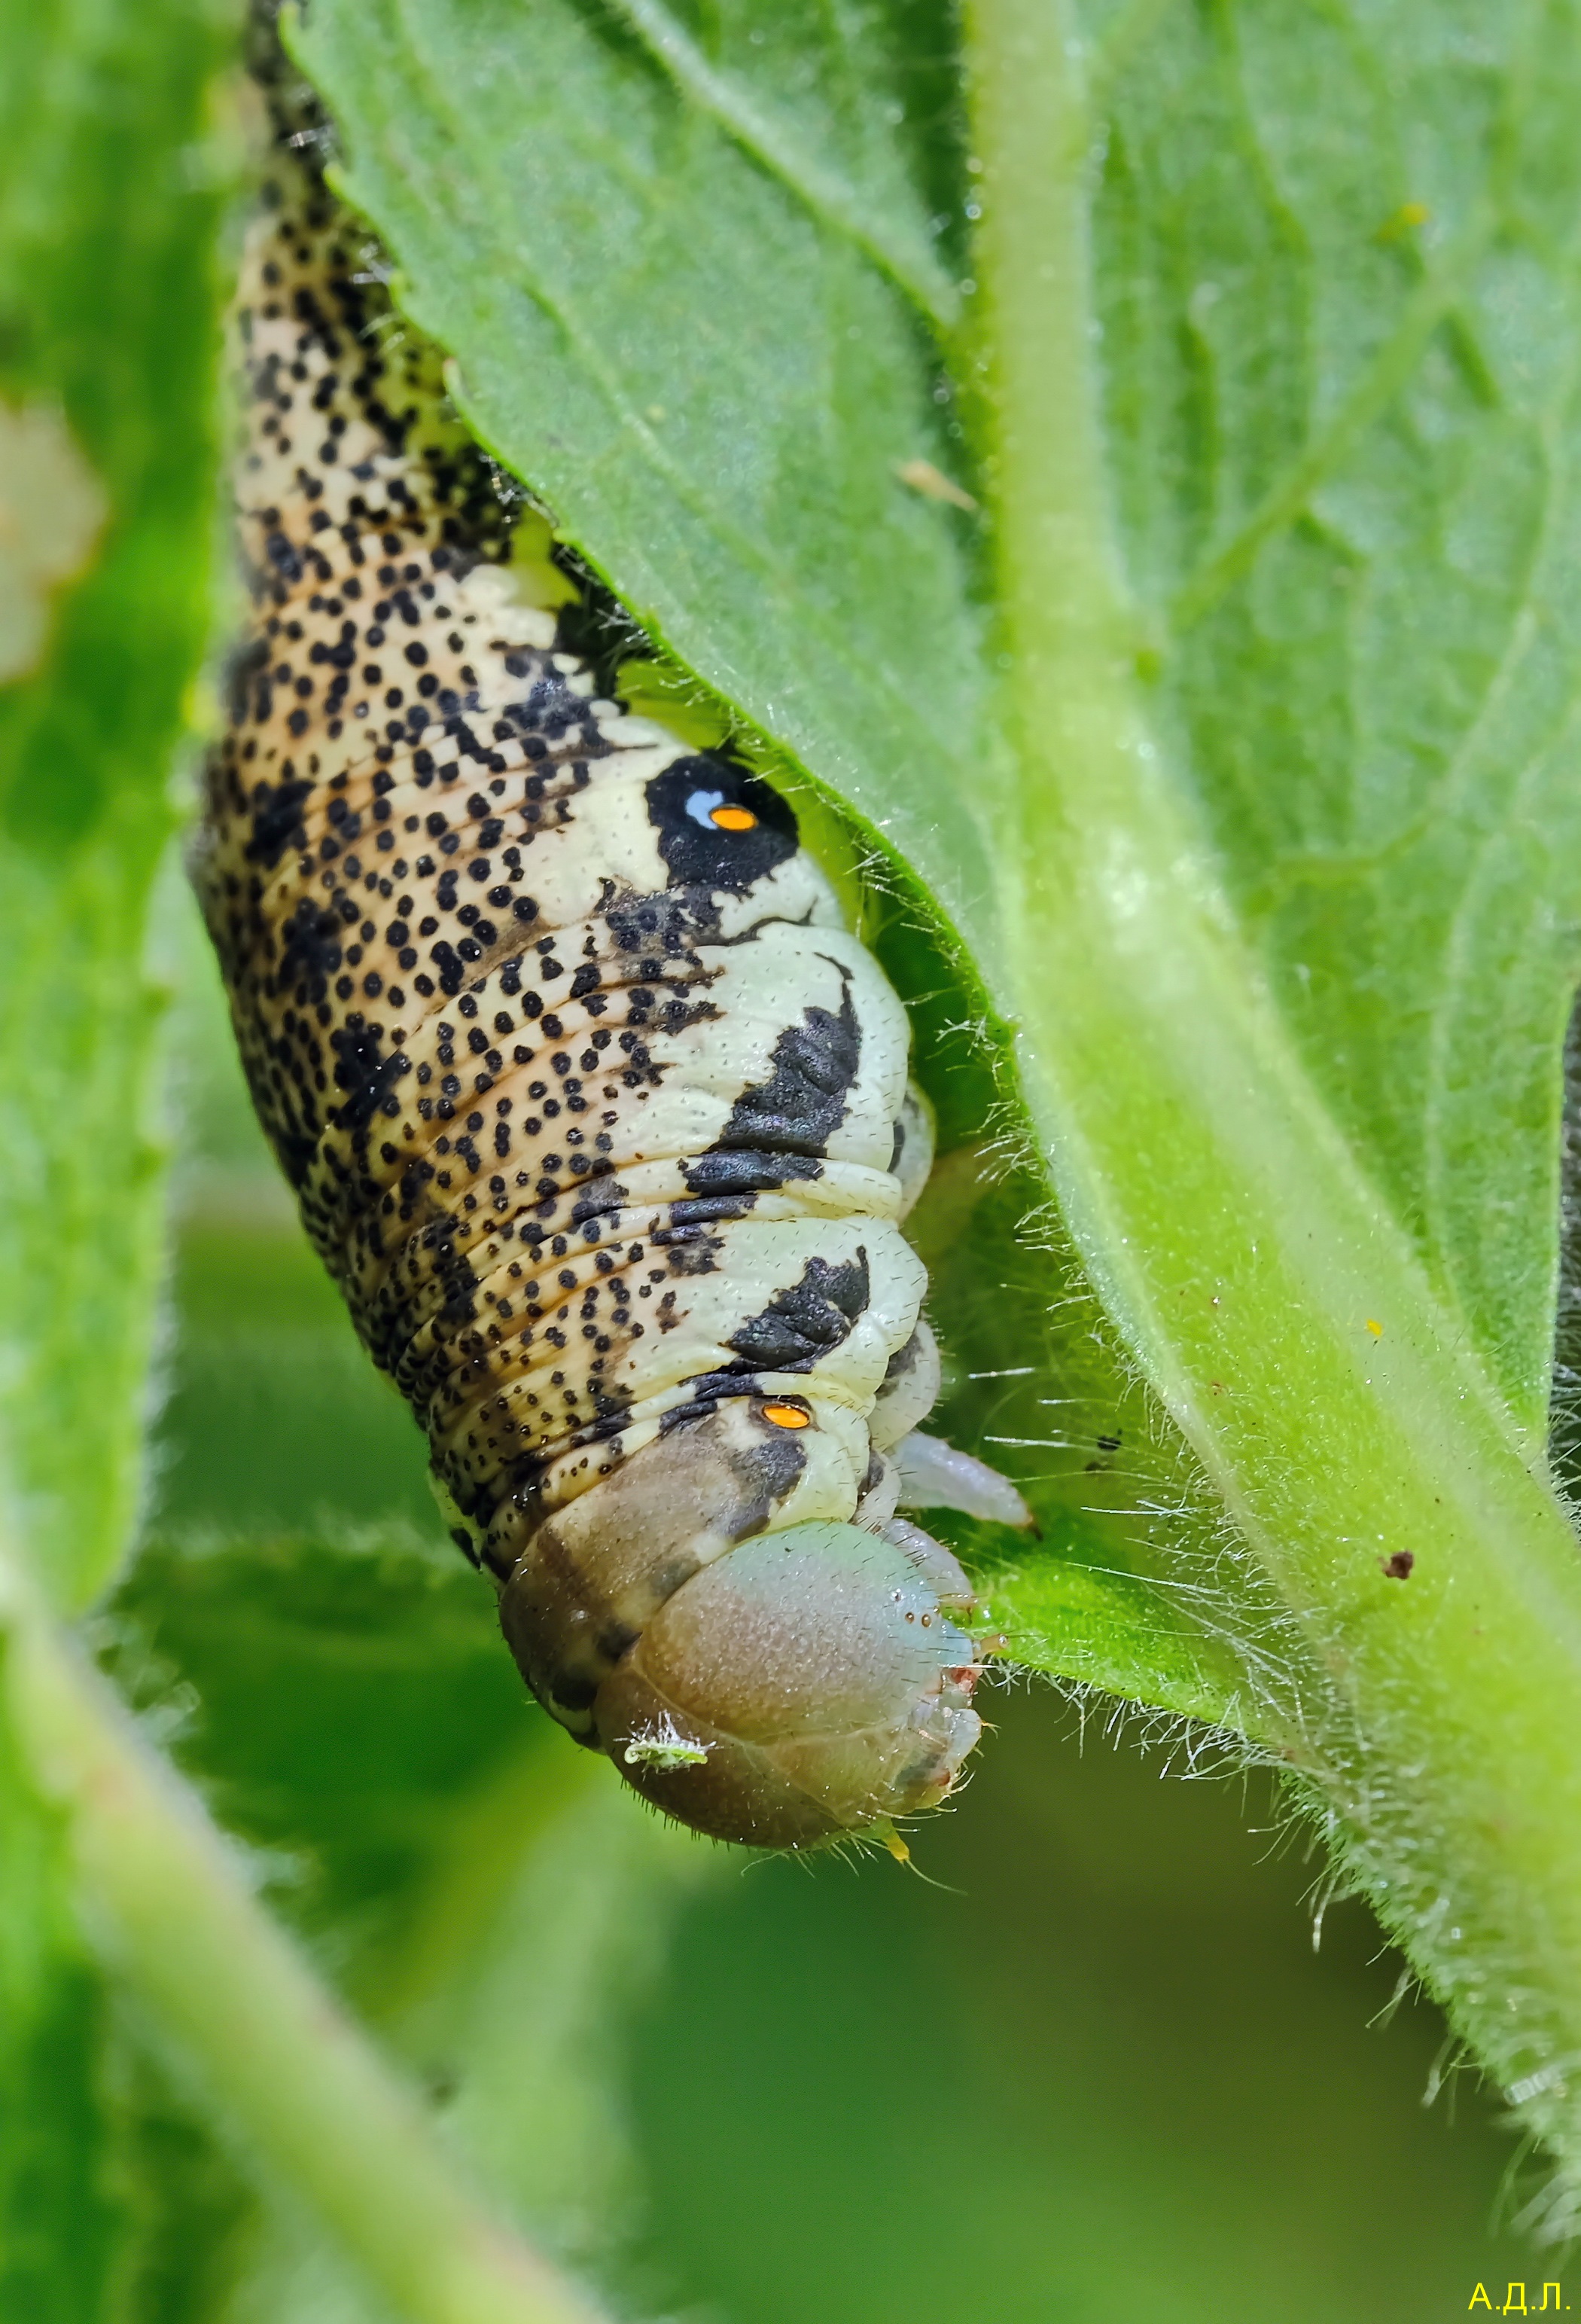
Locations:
0;1709;120;2322
0;0;236;1606
0;0;238;2307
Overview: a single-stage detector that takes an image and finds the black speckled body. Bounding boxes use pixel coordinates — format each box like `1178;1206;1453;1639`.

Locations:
196;44;1029;1850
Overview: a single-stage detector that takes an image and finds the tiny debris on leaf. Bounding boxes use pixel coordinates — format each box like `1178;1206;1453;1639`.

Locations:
894;457;979;511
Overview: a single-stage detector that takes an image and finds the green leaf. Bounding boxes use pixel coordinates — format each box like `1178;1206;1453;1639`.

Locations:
103;711;1528;2307
287;0;1247;1731
1093;0;1581;1431
903;1142;1257;1731
0;7;238;2313
108;1529;538;1949
0;0;237;1606
290;0;1002;979
598;0;967;330
289;0;1581;2200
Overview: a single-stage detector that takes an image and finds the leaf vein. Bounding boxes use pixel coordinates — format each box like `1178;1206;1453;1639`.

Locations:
600;0;961;334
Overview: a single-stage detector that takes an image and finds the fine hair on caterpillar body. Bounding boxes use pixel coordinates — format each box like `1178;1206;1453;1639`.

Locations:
193;15;1034;1853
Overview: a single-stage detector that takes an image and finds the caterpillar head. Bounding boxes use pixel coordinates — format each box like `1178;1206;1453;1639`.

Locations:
496;1396;984;1849
594;1521;983;1849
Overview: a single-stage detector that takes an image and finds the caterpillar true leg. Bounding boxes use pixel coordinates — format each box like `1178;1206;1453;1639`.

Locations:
196;20;1031;1851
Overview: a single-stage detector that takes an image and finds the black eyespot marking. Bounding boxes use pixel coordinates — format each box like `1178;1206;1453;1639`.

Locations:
724;1249;871;1373
643;755;798;892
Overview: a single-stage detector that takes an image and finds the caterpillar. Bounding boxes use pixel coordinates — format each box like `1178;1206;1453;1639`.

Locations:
194;37;1032;1853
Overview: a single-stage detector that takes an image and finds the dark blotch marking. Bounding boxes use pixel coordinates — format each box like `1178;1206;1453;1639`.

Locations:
688;973;860;1186
725;1249;870;1373
329;1023;410;1134
682;1149;822;1200
656;1396;809;1511
245;775;314;867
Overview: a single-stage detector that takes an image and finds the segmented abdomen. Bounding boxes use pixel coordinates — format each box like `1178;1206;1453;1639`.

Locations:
196;84;990;1850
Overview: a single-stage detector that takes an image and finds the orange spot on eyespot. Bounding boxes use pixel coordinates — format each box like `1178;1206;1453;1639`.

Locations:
710;804;758;831
1366;1319;1383;1336
761;1400;810;1429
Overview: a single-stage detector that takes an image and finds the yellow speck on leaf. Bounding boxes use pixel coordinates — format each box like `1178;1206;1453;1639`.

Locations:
894;457;979;513
1366;1319;1383;1337
0;401;107;682
1375;200;1431;242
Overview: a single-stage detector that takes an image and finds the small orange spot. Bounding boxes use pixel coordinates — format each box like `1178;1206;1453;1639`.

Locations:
1366;1319;1383;1337
710;804;758;831
761;1399;811;1429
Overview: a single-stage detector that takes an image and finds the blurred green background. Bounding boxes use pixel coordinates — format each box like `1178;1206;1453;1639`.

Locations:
118;885;1530;2322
